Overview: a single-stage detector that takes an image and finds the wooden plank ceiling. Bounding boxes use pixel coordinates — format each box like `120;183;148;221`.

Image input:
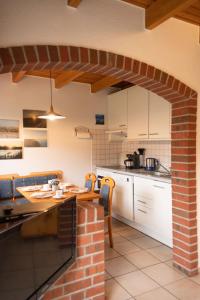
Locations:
122;0;200;27
67;0;200;28
13;70;132;93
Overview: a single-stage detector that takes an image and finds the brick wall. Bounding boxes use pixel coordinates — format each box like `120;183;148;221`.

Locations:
0;45;198;275
41;202;105;300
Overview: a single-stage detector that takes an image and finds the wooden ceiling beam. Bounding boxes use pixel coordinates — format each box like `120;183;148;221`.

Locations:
91;76;121;93
68;0;82;8
145;0;196;29
12;71;27;83
55;70;84;89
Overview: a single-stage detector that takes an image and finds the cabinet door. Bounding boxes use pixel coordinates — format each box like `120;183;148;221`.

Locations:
107;90;128;129
149;92;171;140
127;86;149;140
111;173;134;221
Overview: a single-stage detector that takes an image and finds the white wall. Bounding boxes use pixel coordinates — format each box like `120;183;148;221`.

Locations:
0;73;107;186
1;0;200;258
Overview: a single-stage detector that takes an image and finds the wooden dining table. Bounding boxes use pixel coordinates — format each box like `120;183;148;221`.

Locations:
17;186;101;204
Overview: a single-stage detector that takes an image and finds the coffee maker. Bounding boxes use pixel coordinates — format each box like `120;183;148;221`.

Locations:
138;148;145;168
124;153;140;169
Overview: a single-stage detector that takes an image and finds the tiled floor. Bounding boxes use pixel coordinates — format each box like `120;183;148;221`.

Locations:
105;219;200;300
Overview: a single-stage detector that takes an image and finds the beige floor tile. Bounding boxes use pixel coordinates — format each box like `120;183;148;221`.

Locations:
190;272;200;285
106;279;131;300
125;250;160;269
165;260;187;275
147;245;172;262
105;246;120;260
105;271;112;280
132;236;162;250
165;278;200;300
135;287;177;300
106;233;128;244
116;270;159;297
106;256;137;277
142;263;185;285
119;228;145;240
114;240;141;255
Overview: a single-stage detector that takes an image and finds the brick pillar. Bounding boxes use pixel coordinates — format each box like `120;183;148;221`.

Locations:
171;98;198;276
42;202;105;300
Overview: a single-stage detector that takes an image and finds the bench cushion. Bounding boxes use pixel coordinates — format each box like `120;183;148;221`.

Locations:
13;177;37;198
0;179;13;200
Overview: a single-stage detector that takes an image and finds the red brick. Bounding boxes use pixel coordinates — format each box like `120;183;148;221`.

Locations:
71;292;84;300
64;278;91;294
86;284;104;297
93;232;104;242
92;252;104;264
86;242;104;254
87;222;104;233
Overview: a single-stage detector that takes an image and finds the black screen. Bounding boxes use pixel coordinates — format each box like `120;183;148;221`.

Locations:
0;197;76;300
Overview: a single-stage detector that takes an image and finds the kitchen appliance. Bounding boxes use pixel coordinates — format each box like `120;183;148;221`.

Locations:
146;157;159;171
0;197;76;300
124;153;140;169
138;148;145;168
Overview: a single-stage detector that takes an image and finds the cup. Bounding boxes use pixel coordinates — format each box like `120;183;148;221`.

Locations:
43;184;50;191
55;189;63;198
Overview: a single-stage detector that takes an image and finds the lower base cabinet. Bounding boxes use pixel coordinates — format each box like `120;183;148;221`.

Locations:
134;176;172;247
96;168;172;247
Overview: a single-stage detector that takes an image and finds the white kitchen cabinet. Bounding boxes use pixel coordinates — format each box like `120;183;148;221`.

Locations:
134;176;172;246
107;89;128;130
127;86;149;140
149;92;171;140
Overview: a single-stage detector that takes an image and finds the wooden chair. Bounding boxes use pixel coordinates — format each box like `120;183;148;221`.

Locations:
99;177;115;248
85;173;96;192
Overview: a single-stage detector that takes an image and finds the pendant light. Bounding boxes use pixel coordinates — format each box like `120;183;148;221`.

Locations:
38;70;66;121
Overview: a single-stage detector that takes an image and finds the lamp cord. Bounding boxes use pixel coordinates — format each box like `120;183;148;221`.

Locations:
50;70;53;107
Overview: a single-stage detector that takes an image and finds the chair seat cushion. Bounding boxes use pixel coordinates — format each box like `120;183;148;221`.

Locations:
0;199;15;206
0;197;29;206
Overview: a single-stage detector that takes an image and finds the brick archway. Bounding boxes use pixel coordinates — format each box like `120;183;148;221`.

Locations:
0;45;198;276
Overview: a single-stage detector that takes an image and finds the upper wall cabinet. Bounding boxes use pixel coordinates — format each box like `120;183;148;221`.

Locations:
149;92;171;140
127;86;171;140
107;89;128;130
127;86;149;140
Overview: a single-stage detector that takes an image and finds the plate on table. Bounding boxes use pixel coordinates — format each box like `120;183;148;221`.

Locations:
61;183;74;188
21;186;41;192
30;192;53;199
53;195;65;199
69;187;88;194
40;188;52;192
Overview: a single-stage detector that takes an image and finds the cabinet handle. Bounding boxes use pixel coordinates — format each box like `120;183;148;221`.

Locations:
119;124;126;127
137;209;147;214
138;133;147;136
153;185;165;189
149;133;159;135
137;200;146;204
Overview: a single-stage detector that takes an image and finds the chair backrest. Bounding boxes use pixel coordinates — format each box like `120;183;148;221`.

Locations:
99;177;115;216
0;176;14;200
85;173;96;192
29;170;63;180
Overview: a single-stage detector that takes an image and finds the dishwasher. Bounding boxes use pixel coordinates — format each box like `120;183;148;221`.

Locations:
111;172;134;222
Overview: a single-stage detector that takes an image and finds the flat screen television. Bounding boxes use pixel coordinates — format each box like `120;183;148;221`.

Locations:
0;197;76;300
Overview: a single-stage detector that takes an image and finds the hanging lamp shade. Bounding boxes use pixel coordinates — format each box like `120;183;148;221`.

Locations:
38;71;66;121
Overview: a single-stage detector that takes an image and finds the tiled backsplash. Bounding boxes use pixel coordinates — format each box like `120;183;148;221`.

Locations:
91;129;171;171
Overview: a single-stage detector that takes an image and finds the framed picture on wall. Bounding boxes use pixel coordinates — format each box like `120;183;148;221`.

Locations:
95;114;104;125
0;119;19;138
0;140;23;160
23;129;48;147
23;110;47;128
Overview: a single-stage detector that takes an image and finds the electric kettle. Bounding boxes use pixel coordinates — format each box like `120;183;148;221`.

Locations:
145;158;159;171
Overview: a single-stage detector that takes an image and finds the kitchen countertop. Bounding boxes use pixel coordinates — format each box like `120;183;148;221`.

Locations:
96;166;172;183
